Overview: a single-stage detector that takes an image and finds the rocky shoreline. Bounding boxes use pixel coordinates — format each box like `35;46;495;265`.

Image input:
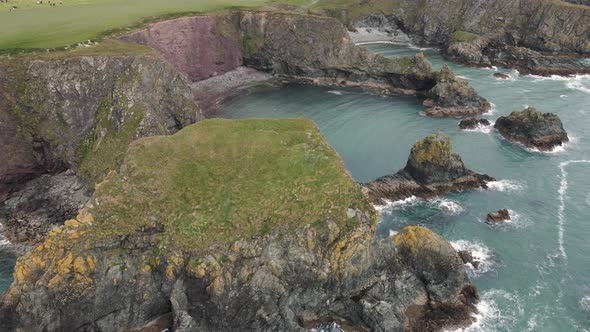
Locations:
348;0;590;77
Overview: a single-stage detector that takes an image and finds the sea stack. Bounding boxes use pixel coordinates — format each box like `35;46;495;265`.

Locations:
494;107;569;151
422;65;491;117
364;132;494;204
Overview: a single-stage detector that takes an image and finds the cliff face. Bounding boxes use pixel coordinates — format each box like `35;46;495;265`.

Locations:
343;0;590;75
0;119;477;332
0;51;202;251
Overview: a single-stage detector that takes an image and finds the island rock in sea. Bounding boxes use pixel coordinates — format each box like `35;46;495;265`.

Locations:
0;119;478;332
422;65;491;117
486;209;511;224
364;132;495;204
494;107;569;151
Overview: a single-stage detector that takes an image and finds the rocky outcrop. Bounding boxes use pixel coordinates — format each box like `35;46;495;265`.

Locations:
493;73;510;79
459;118;491;130
422;65;491;117
364;132;494;204
494;107;569;151
343;0;590;75
121;12;488;116
0;51;202;250
0;173;91;255
486;209;511;224
458;251;480;269
0;119;478;332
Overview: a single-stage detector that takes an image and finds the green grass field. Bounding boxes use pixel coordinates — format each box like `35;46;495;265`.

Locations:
0;0;316;51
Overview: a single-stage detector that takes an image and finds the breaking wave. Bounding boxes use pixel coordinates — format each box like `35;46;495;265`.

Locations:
450;240;496;276
485;180;524;192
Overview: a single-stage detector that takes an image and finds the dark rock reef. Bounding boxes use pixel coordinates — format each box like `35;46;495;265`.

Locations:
459;118;491;130
0;119;478;332
364;132;494;204
494;107;569;151
486;209;511;224
422;65;491;117
458;250;481;269
343;0;590;76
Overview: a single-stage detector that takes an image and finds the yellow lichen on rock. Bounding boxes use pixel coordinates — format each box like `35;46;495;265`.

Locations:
394;226;442;252
412;132;452;166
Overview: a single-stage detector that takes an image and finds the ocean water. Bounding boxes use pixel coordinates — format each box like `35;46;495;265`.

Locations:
0;44;588;331
216;44;590;331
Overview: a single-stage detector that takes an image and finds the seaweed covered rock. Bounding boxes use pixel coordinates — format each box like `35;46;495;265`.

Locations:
422;65;491;117
459;118;491;130
364;132;494;204
494;107;569;151
0;119;478;332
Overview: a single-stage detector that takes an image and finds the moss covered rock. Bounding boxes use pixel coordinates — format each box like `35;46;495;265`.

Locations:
494;106;569;151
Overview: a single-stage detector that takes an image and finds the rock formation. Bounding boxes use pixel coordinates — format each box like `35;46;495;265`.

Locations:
422;65;491;117
121;12;489;117
0;173;91;255
0;48;202;251
493;73;510;80
486;209;511;224
458;250;480;269
459;118;491;130
494;107;569;151
0;119;478;332
364;132;494;204
344;0;590;76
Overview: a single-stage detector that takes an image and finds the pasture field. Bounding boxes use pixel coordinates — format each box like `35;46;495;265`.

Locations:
0;0;314;51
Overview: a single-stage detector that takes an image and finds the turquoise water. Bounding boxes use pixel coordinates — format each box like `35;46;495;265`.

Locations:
217;44;590;331
0;225;15;293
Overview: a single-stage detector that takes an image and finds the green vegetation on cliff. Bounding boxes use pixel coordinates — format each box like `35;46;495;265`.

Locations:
449;30;480;44
84;118;373;252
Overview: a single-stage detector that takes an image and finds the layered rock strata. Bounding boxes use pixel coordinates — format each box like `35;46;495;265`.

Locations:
364;132;494;204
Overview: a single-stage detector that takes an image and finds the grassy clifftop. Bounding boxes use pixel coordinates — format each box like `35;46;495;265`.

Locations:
79;118;373;252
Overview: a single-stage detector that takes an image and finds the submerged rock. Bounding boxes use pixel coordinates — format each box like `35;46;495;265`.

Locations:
486;209;511;224
364;132;494;204
0;119;478;332
422;65;491;117
493;73;511;80
458;250;480;269
494;107;569;151
459;118;491;130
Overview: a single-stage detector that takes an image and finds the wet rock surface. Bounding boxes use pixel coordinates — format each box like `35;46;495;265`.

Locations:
486;209;511;224
459;118;491;130
364;132;494;204
494;107;569;151
0;173;91;255
458;250;481;269
493;73;510;79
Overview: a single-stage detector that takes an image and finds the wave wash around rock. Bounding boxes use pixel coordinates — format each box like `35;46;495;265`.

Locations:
0;119;478;331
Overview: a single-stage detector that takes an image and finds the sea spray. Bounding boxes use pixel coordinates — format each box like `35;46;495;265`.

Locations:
450;240;496;276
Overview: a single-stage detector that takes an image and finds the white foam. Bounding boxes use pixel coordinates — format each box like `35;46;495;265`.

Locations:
463;121;494;134
519;136;576;155
435;199;464;215
388;229;399;237
566;79;590;94
456;75;471;80
485;180;523;192
450;240;495;276
581;296;590;312
327;90;344;95
560;94;568;99
373;195;419;213
483;103;496;115
448;289;522;332
557;160;590;260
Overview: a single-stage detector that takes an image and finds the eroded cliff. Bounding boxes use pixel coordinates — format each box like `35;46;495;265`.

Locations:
0;119;478;332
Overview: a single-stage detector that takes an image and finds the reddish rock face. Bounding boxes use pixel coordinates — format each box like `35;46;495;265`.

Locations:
121;16;243;82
